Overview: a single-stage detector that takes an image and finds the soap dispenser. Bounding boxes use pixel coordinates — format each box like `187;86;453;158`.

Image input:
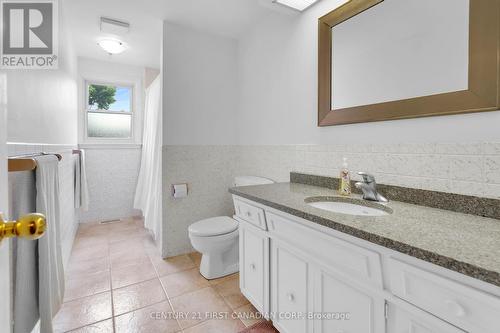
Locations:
339;157;351;196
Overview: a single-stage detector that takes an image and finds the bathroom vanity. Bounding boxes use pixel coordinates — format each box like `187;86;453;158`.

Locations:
230;173;500;333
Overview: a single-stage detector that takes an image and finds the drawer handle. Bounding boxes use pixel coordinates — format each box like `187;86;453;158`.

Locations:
286;293;295;302
445;300;466;317
246;211;252;218
250;263;256;270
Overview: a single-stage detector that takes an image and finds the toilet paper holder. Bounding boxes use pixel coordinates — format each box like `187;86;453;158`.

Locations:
172;183;188;199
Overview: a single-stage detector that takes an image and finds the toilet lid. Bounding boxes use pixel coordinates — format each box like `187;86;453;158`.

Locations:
189;216;238;237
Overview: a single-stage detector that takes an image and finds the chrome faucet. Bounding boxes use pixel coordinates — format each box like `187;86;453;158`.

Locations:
355;172;388;202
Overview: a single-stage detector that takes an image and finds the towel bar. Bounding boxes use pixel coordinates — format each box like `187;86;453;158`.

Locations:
8;153;62;172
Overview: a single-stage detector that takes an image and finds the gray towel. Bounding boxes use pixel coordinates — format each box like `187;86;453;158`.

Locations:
34;155;65;333
9;171;38;333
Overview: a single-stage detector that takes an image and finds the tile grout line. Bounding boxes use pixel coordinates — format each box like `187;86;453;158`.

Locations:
62;225;114;333
64;223;248;333
210;274;247;329
107;226;117;333
153;253;188;332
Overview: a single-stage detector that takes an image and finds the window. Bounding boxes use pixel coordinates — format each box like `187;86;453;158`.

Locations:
86;82;134;139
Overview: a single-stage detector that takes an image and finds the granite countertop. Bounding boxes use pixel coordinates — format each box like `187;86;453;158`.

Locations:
229;182;500;287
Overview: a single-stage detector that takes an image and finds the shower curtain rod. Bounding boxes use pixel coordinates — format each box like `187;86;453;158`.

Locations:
8;153;63;172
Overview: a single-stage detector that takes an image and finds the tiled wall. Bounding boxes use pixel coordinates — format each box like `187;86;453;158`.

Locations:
78;147;142;223
162;143;500;257
7;143;78;265
162;146;236;257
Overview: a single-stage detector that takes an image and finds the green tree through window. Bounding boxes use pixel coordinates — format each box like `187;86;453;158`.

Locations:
89;84;117;110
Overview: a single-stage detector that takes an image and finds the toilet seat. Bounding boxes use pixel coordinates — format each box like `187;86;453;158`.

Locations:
188;216;238;237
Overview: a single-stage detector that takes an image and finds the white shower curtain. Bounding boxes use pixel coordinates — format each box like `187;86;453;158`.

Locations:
134;76;162;240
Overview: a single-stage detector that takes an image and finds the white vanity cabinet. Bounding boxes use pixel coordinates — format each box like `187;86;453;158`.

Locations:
386;303;466;333
238;220;270;316
232;195;500;333
271;240;312;333
312;264;385;333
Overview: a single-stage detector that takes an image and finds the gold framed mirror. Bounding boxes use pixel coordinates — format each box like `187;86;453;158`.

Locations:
318;0;500;126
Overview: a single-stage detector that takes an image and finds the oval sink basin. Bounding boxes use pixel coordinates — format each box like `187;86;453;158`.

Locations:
305;197;392;217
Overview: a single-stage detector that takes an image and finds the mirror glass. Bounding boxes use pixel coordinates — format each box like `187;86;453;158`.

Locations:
331;0;470;110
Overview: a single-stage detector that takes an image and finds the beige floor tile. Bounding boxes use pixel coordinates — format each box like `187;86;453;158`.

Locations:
207;272;239;286
183;317;246;333
71;240;109;261
113;278;167;315
111;259;157;289
67;319;114;333
213;276;249;309
108;227;147;244
170;287;232;329
111;254;151;271
106;220;138;233
109;238;146;257
67;256;110;276
64;270;111;302
114;300;181;333
53;292;112;332
187;252;202;267
142;236;159;256
75;227;105;238
134;219;145;228
73;234;109;249
159;268;209;298
150;254;196;277
234;303;265;327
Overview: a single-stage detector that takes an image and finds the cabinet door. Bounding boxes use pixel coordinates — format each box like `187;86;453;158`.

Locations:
239;222;269;316
387;303;466;333
271;240;311;333
313;266;385;333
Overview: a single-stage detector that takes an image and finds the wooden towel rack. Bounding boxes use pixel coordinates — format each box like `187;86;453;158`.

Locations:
8;153;63;172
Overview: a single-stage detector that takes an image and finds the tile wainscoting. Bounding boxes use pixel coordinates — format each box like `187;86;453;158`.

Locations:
163;146;237;257
162;143;500;257
78;146;142;223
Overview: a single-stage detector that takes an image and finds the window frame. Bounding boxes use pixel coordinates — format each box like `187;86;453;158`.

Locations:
83;80;137;144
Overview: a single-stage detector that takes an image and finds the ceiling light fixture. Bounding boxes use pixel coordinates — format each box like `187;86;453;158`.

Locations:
98;39;127;55
273;0;348;12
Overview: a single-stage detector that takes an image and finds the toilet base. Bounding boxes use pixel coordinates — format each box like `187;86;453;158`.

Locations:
200;260;239;280
198;238;239;280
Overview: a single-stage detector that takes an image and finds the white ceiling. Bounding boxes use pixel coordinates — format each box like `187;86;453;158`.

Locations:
64;0;282;69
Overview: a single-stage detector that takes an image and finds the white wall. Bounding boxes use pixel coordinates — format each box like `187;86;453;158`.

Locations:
161;3;500;258
5;9;78;145
163;22;238;145
236;0;500;145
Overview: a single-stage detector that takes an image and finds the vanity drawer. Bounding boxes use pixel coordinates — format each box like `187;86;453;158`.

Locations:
389;258;500;333
233;198;267;230
266;212;383;289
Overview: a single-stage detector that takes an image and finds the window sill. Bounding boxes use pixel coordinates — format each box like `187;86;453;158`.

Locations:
78;143;142;150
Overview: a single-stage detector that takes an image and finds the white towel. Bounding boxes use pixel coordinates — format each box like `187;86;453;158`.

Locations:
34;155;65;333
74;150;89;211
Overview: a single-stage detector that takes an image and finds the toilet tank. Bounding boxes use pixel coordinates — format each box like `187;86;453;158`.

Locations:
233;176;274;187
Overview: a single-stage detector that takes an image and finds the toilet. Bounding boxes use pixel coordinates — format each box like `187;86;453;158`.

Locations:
188;176;274;279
